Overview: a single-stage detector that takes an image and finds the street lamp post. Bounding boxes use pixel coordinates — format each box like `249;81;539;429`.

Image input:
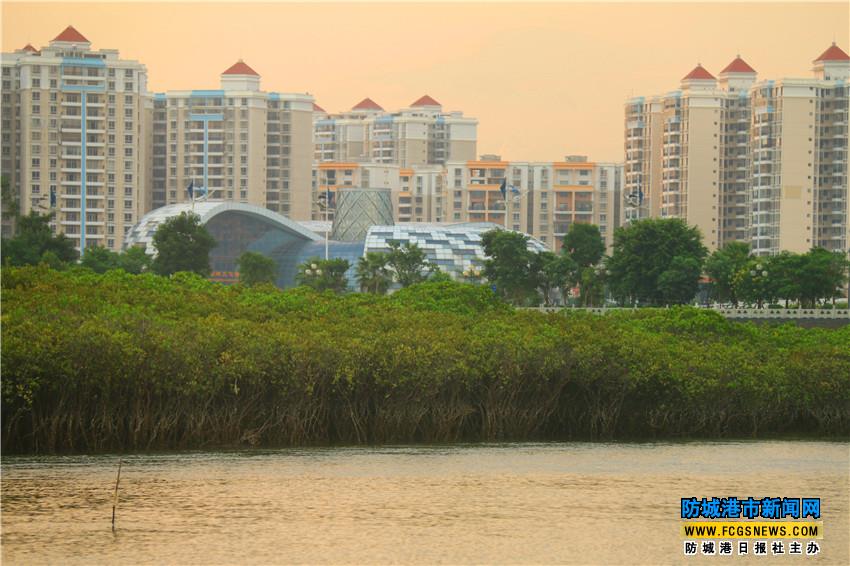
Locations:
317;191;330;260
303;263;323;288
463;265;482;285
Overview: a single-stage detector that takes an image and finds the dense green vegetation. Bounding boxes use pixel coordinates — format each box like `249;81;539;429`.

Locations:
606;218;708;306
296;257;351;292
702;242;848;308
355;242;437;293
151;212;216;276
3;266;848;453
1;211;79;268
80;245;152;275
237;251;277;287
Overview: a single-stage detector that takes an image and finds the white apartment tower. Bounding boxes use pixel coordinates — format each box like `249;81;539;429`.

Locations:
1;26;151;251
151;61;315;220
750;43;849;254
313;96;477;167
625;44;849;254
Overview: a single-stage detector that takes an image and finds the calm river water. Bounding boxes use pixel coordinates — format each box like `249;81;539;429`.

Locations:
2;441;848;565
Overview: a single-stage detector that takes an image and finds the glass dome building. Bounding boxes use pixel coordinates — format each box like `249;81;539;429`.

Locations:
124;201;548;288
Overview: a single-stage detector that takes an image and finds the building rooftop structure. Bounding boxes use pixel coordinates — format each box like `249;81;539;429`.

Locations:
124;202;547;289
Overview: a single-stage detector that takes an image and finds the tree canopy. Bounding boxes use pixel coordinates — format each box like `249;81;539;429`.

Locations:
296;257;350;293
150;212;216;276
386;242;433;287
1;211;78;268
704;241;751;306
532;251;576;306
356;252;392;294
606;218;708;306
481;229;540;305
4;266;849;453
727;249;848;308
237;251;278;287
562;223;605;268
1;174;20;224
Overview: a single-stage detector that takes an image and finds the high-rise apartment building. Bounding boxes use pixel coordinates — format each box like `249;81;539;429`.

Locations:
315;156;622;251
750;44;849;254
445;156;623;251
314;162;445;224
1;26;151;250
313;96;477;167
625;44;849;254
152;62;314;219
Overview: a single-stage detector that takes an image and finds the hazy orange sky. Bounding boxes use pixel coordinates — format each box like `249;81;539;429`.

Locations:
3;2;848;162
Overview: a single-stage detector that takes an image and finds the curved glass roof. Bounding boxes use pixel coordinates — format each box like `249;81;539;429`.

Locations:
123;201;321;254
123;204;550;288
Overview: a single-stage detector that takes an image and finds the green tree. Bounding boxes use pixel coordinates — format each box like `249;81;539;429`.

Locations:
1;211;78;267
657;256;703;306
533;251;576;306
38;250;67;271
356;251;392;294
606;218;707;306
296;257;350;293
80;246;120;273
704;241;750;306
117;246;152;275
481;229;539;305
150;212;216;276
77;245;151;275
733;259;774;308
237;251;278;287
1;175;20;227
578;266;606;307
562;222;605;268
765;251;804;307
386;242;433;287
798;248;848;307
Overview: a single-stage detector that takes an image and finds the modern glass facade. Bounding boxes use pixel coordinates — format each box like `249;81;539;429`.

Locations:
125;203;548;289
364;223;549;281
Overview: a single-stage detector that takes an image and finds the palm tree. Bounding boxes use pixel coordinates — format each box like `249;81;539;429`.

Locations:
356;252;392;294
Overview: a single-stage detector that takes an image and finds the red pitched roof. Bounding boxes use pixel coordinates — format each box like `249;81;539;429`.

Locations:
22;44;38;53
815;42;850;62
352;97;383;111
721;56;756;74
411;94;441;107
53;26;89;43
682;64;715;80
313;103;326;113
222;60;259;76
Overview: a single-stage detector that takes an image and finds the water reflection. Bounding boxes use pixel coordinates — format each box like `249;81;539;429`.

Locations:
2;441;848;564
